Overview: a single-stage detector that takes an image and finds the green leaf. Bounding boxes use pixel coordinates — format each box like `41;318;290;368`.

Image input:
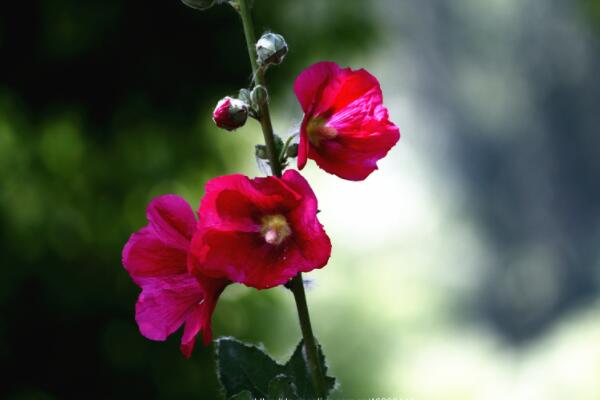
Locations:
273;134;285;158
267;375;298;400
229;390;253;400
217;337;336;399
284;340;336;399
216;337;283;398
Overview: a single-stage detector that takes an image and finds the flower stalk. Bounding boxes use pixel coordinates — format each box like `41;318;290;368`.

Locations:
236;0;281;178
288;273;327;399
235;0;326;397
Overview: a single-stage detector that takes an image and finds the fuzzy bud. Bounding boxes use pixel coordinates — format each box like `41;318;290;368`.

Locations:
250;85;269;107
238;88;252;105
213;97;249;131
255;144;268;160
256;32;288;66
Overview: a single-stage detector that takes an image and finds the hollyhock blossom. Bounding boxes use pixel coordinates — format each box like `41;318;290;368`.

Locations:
213;96;249;131
294;61;400;181
189;170;331;289
122;195;228;357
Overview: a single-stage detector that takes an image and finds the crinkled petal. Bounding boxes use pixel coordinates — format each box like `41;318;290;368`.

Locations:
298;114;310;170
294;62;380;119
180;274;228;358
199;174;302;229
326;87;383;133
134;274;204;342
327;68;380;115
311;118;399;181
147;194;197;249
123;227;188;278
281;170;319;219
191;228;270;288
309;130;397;181
123;195;197;278
179;306;202;359
293;61;341;113
282;170;331;269
193;225;322;289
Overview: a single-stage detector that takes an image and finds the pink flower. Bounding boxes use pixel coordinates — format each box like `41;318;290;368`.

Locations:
212;96;249;131
122;195;228;358
189;170;331;289
294;61;400;181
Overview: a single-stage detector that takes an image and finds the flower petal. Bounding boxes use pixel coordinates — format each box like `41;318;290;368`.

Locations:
191;229;265;287
134;274;204;342
313;99;400;180
194;225;323;289
282;170;331;269
310;131;397;181
298;114;310;170
199;174;302;229
328;68;380;115
293;61;341;113
147;194;197;249
123;227;188;278
180;275;228;358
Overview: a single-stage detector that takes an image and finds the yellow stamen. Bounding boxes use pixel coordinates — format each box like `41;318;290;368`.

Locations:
261;214;292;245
306;117;337;146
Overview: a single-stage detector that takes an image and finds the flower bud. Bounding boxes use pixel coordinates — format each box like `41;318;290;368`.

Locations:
250;85;269;107
180;0;217;11
273;134;285;156
286;143;299;158
255;144;268;160
238;88;252;105
213;97;249;131
256;32;288;66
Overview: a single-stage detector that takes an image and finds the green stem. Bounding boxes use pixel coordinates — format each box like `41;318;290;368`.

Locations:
289;274;327;399
235;1;326;397
237;0;281;178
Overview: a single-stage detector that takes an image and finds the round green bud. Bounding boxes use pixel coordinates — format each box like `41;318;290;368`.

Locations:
250;85;269;107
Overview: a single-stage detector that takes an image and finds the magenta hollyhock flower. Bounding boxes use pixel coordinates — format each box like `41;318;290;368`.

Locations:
294;61;400;181
122;195;228;358
189;170;331;289
212;96;249;131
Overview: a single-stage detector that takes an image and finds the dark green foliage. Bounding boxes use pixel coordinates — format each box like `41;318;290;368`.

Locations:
267;375;298;399
284;340;336;399
217;338;283;398
217;337;335;400
229;390;254;400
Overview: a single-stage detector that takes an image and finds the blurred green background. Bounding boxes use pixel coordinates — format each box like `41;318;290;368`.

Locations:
1;0;600;399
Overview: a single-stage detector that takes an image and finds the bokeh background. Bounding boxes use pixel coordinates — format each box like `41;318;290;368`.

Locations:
1;0;600;399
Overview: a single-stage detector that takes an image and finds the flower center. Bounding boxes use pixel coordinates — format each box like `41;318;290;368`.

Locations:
306;117;337;147
261;214;292;245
